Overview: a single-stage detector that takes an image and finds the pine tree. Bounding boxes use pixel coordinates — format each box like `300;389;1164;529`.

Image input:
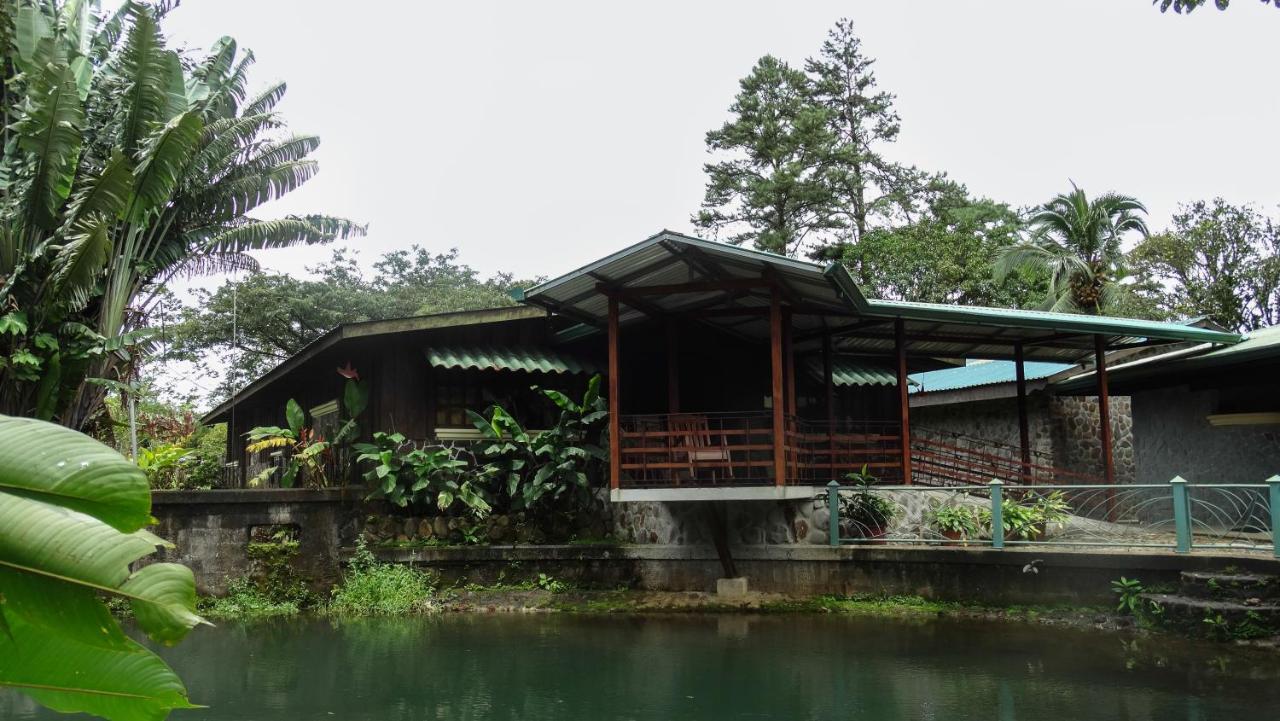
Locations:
692;56;842;256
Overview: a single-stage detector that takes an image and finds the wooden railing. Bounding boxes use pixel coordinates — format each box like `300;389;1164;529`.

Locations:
617;414;1105;490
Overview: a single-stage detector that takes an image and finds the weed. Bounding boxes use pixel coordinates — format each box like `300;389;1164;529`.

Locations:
329;539;437;615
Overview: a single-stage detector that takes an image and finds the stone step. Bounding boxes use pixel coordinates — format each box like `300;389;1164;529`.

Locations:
1139;593;1280;640
1179;570;1280;602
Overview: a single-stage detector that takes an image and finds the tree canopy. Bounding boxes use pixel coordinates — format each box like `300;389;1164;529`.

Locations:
0;0;360;430
161;247;528;404
1130;200;1280;331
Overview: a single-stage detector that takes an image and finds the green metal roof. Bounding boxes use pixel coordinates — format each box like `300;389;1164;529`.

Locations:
1053;325;1280;393
909;360;1074;394
803;357;901;387
519;231;1241;364
427;345;598;375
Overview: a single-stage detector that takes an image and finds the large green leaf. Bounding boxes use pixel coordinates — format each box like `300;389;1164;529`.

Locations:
114;5;180;155
0;416;150;532
285;398;305;436
128;111;203;224
0;611;198;721
121;563;206;645
16;62;86;231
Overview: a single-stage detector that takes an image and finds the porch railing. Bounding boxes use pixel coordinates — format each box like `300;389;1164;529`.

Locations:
824;477;1280;557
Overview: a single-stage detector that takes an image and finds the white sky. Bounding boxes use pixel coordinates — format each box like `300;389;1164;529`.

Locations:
156;0;1280;283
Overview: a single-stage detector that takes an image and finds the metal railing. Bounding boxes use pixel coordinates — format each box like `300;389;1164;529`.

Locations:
825;476;1280;557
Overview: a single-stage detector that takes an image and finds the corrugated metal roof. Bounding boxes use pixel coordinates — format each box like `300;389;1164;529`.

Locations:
1053;325;1280;393
426;346;598;375
803;357;900;387
910;361;1074;394
518;231;1241;364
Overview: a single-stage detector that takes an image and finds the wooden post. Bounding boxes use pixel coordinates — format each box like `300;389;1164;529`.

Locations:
895;319;913;485
1014;341;1031;481
1095;334;1115;486
822;333;835;428
608;295;621;491
665;320;679;413
783;309;797;417
823;332;836;479
770;288;786;487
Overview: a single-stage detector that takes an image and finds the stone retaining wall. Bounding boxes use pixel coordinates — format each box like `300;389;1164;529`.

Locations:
148;488;367;594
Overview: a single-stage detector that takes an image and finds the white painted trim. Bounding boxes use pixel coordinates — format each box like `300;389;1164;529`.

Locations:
610;486;824;503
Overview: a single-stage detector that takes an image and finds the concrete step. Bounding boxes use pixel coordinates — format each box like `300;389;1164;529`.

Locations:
1179;570;1280;602
1140;593;1280;640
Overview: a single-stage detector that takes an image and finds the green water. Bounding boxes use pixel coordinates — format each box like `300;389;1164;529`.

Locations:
4;614;1280;720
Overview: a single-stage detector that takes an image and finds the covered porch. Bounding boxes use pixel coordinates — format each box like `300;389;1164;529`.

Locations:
518;231;1241;502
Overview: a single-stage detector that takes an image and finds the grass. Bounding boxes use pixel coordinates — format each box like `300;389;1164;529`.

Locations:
201;578;305;619
328;540;437;616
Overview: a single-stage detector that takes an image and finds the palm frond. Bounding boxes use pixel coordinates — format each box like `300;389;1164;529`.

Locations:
189;159;318;222
15;62;85;232
112;4;182;154
162;252;260;279
201;215;362;254
51;215;113;310
127;111;204;223
243;81;287;116
245;135;321;170
61;150;134;229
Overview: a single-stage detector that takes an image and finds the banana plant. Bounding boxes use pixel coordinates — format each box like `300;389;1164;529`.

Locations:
0;0;363;429
245;377;367;487
0;414;206;721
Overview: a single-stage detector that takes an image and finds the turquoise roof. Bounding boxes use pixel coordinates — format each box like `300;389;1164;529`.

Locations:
910;361;1074;394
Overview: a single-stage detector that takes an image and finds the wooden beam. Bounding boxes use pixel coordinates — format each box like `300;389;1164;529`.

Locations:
600;278;771;296
1095;334;1115;486
666;320;679;413
771;288;786;487
1015;341;1030;479
895;319;913;485
608;296;621;490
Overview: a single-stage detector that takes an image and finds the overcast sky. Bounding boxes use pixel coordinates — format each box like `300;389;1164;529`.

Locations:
160;0;1279;282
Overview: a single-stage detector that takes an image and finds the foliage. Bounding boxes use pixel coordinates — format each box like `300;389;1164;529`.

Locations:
246;374;367;488
164;248;528;403
840;178;1047;307
0;414;205;721
1130;199;1280;331
469;374;608;515
692;54;839;256
0;0;361;429
803;18;929;259
693;19;970;260
839;467;897;533
201;577;301;619
328;539;436;615
1154;0;1278;12
927;503;982;538
981;491;1071;541
354;431;486;514
134;423;226;489
996;184;1149;314
1112;576;1145;614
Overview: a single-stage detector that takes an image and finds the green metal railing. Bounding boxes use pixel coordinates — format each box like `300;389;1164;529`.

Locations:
826;476;1280;557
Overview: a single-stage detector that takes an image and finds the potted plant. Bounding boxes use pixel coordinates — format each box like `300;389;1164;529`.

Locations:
979;490;1072;541
927;503;981;545
840;466;898;540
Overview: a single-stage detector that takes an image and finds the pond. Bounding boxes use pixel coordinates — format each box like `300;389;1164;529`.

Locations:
5;614;1280;720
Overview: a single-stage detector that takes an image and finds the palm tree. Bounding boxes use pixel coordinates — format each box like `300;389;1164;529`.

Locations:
995;184;1148;314
0;0;362;428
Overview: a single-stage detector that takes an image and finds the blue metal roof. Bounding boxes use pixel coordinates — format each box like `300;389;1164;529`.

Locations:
909;361;1074;394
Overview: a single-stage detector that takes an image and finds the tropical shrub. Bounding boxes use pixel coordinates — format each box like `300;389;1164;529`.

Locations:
0;414;205;721
329;539;436;615
134;423;226;489
354;431;488;514
839;466;897;536
0;1;362;430
468;374;608;515
246;376;367;487
926;503;982;539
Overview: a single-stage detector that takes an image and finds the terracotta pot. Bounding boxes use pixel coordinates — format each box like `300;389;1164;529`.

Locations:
940;529;969;546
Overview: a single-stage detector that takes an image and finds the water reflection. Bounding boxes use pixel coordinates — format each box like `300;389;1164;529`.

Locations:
4;614;1278;720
